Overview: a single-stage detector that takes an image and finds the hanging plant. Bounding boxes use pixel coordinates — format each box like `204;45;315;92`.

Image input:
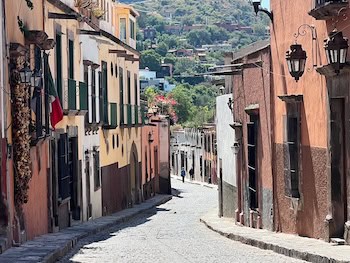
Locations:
92;8;106;19
17;16;28;34
10;63;32;206
24;0;34;10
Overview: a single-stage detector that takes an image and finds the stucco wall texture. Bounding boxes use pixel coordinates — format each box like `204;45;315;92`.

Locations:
270;0;330;239
23;142;49;241
232;45;273;230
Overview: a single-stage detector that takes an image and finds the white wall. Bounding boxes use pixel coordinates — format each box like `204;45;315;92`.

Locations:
216;94;236;186
80;32;102;221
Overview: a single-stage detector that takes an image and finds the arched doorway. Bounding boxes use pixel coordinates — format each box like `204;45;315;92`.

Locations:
130;142;140;204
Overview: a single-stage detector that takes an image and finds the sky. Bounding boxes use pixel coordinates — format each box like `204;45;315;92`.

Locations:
261;0;270;9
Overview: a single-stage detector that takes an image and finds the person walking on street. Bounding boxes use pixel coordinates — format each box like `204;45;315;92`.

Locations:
189;167;194;181
181;167;186;183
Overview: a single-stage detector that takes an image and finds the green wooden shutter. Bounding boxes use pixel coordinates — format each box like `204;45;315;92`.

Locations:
102;62;108;124
68;39;74;79
55;33;62;102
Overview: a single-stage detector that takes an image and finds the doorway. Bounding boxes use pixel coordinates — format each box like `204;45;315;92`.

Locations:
330;98;347;237
219;159;223;217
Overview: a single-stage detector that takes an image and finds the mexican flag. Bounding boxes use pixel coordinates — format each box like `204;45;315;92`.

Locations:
44;54;63;129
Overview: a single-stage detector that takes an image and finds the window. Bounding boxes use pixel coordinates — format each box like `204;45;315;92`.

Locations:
120;18;126;41
134;73;138;105
91;69;96;123
55;32;62;102
58;133;70;200
284;103;301;198
94;151;101;190
247;115;258;209
119;67;124;124
127;71;131;104
145;148;148;181
130;19;135;40
68;39;74;79
107;3;109;22
101;61;108;124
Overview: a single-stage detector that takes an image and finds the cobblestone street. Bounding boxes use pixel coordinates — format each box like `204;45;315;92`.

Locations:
60;179;305;263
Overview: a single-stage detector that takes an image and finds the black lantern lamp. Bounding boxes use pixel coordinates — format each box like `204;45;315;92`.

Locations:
148;131;154;143
19;62;33;84
31;70;42;88
251;0;273;21
324;30;349;74
286;44;307;82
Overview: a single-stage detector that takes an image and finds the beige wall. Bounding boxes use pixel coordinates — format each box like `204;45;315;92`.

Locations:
98;41;141;168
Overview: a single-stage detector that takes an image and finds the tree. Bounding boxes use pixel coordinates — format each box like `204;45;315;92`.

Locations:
170;84;193;123
155;42;169;56
164;54;177;66
207;26;229;43
187;29;212;47
174;58;197;75
144;86;159;105
140;50;162;72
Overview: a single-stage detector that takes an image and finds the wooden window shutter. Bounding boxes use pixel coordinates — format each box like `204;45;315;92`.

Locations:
58;133;70;200
55;33;63;102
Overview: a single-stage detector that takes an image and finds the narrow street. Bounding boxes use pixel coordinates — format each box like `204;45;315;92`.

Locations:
60;179;305;263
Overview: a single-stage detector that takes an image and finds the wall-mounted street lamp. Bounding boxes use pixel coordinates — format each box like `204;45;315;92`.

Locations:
231;141;240;155
19;62;32;84
31;69;42;88
148;131;154;143
251;0;273;21
227;97;233;111
286;44;307;82
324;29;349;74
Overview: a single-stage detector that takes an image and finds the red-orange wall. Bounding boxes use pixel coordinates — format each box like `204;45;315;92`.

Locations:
141;120;160;196
271;0;330;239
22;141;49;240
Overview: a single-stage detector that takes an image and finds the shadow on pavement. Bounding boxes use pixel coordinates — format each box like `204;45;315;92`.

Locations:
171;188;183;198
60;205;166;263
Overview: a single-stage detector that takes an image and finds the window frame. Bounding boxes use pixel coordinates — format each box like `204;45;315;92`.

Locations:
284;103;301;199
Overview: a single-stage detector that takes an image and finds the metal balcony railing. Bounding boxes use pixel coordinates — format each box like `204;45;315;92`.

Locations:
315;0;346;7
310;0;348;20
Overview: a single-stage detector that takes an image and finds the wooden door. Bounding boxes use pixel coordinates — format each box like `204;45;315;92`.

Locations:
330;98;347;237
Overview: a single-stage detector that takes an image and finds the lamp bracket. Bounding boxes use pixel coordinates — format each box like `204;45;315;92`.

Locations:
257;8;273;22
294;24;316;42
331;7;348;29
293;24;318;68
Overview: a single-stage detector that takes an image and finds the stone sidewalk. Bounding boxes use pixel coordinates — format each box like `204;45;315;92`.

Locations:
0;194;172;263
171;175;218;190
201;210;350;263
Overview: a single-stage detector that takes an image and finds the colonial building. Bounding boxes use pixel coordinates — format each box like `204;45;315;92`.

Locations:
216;93;237;218
271;0;331;241
231;40;273;230
0;0;149;252
271;0;350;243
171;128;203;182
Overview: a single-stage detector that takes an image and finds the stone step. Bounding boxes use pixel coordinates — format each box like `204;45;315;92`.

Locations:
330;237;346;245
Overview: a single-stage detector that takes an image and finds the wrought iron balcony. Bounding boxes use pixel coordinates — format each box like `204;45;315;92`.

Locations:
102;103;118;129
309;0;348;20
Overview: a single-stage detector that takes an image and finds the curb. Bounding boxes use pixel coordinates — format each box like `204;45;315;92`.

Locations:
0;195;172;263
171;176;215;189
44;195;172;263
200;217;349;263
